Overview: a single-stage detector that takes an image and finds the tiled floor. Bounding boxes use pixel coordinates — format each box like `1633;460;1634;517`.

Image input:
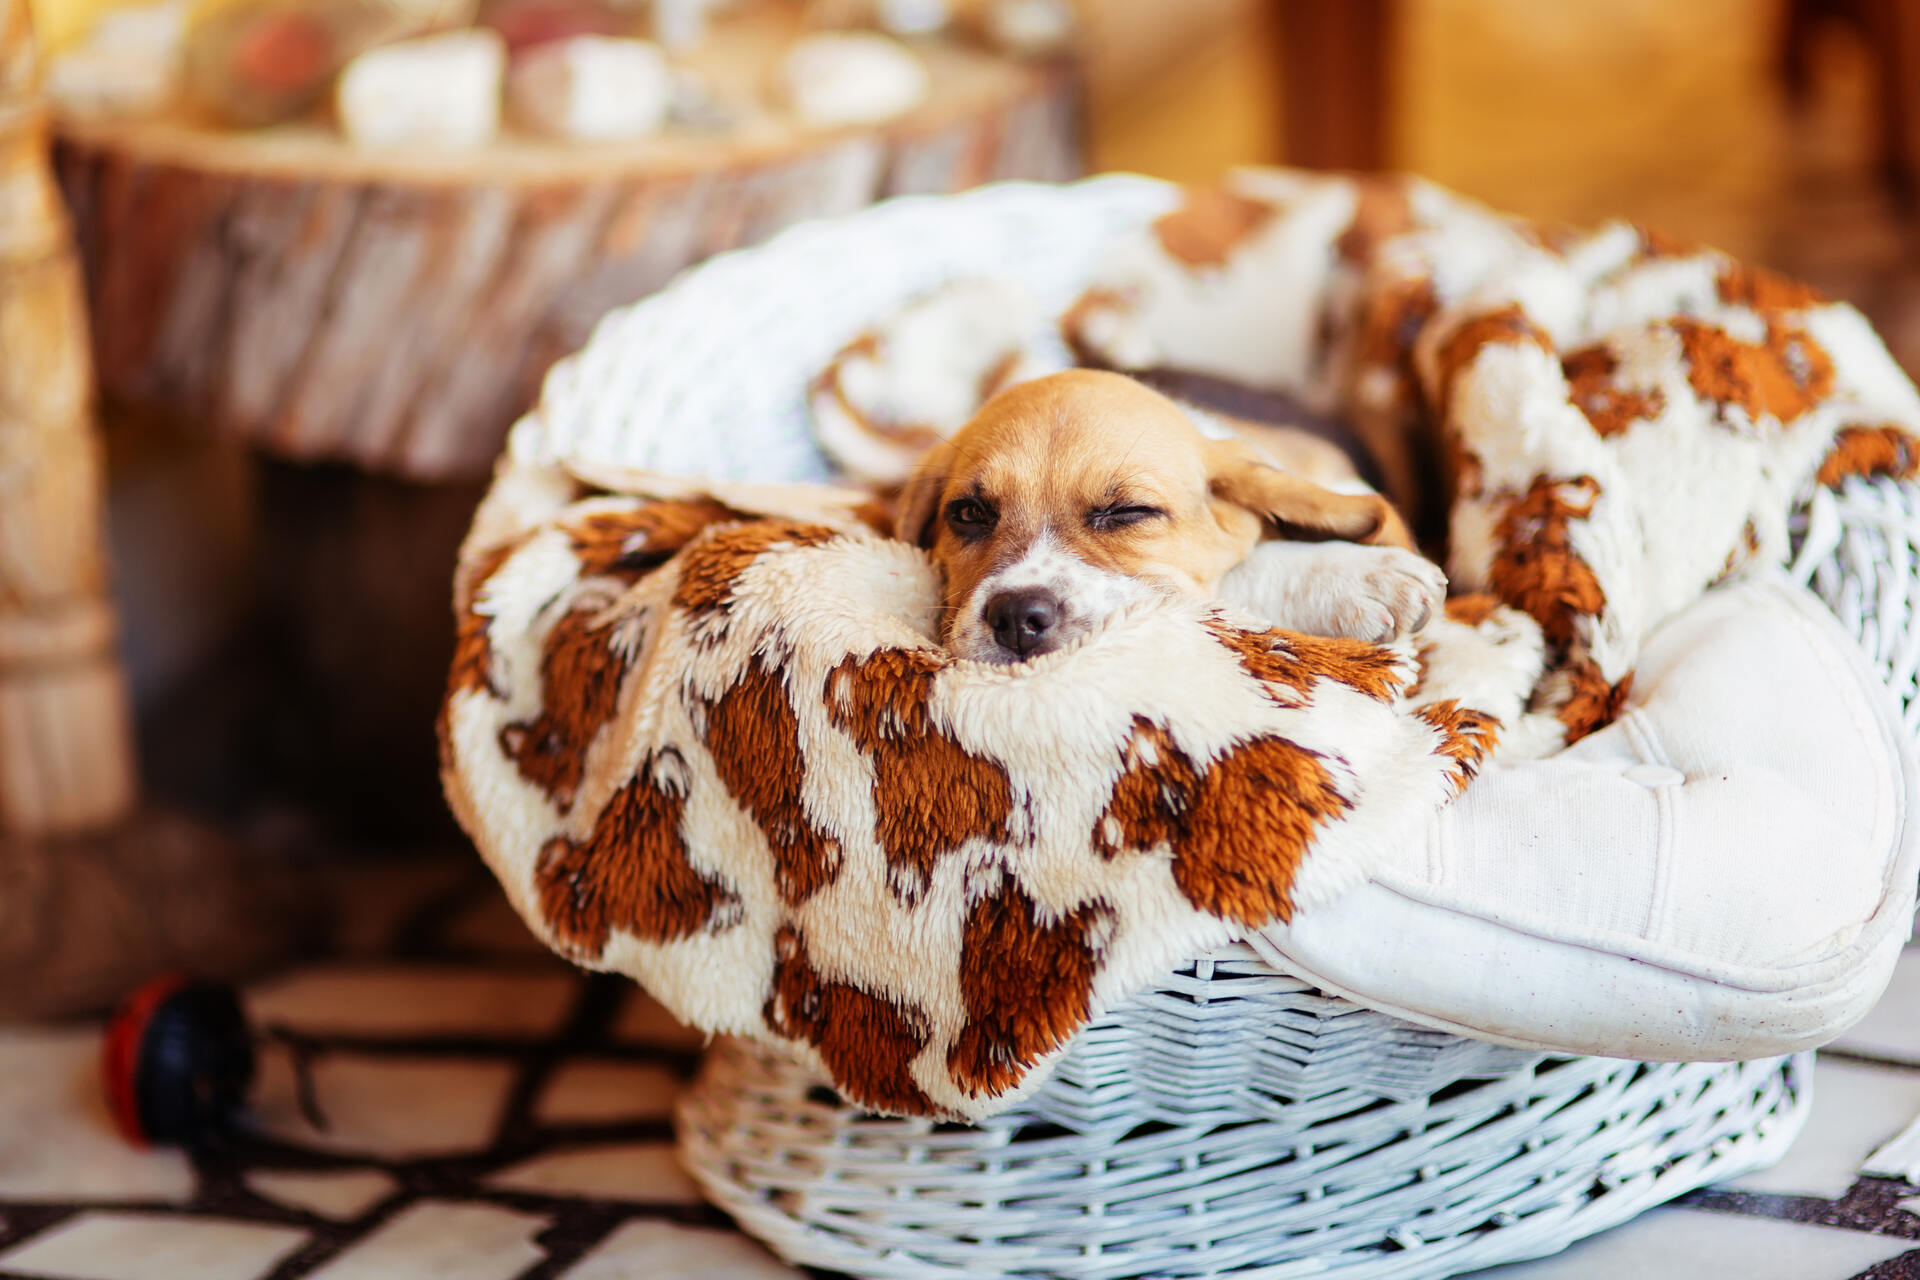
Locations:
8;878;1920;1280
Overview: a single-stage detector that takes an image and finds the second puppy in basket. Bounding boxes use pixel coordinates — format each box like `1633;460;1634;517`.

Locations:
896;369;1447;663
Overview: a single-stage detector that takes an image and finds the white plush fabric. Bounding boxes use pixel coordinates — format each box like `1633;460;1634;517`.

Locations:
1255;572;1920;1058
444;176;1920;1121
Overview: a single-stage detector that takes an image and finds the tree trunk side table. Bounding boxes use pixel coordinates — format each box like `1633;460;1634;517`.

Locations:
52;4;1082;482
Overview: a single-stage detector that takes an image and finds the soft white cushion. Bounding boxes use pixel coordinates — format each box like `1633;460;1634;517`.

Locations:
1255;572;1920;1059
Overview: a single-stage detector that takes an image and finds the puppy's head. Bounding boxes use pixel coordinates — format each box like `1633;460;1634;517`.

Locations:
897;370;1406;663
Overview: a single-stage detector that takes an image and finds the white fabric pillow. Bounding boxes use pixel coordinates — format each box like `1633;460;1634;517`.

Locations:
1255;571;1920;1059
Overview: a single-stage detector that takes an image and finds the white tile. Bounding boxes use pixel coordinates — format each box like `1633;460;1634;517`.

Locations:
534;1061;679;1125
246;966;576;1039
1730;1057;1920;1198
0;1211;307;1280
611;991;705;1050
245;1168;397;1221
0;1030;195;1203
1464;1207;1912;1280
249;1047;514;1159
488;1143;702;1203
1834;948;1920;1062
561;1220;801;1279
302;1202;547;1280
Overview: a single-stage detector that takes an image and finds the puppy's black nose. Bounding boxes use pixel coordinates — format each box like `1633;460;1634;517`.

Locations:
985;588;1061;657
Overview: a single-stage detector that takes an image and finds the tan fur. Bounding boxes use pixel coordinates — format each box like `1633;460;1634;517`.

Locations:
896;370;1410;643
948;880;1109;1098
1816;423;1920;488
533;756;740;959
765;923;936;1116
826;648;1015;900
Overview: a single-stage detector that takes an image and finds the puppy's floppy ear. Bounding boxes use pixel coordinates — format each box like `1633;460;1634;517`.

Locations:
894;438;954;549
1205;438;1414;550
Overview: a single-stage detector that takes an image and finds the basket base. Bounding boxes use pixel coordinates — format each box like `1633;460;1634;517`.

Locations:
676;1038;1811;1280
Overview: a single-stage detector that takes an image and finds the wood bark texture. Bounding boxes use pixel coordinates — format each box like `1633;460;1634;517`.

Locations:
0;0;137;835
53;24;1082;482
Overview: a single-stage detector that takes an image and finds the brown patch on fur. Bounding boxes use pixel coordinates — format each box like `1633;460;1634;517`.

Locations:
1717;519;1762;583
1561;344;1666;437
826;648;1013;900
1405;640;1436;701
440;537;531;775
1208;621;1407;704
500;606;634;809
1336;176;1414;264
850;497;895;536
1636;225;1699;258
446;539;526;700
566;498;751;583
1488;476;1607;646
1558;659;1634;743
948;880;1108;1098
533;753;738;959
1521;220;1589;255
448;610;496;706
672;520;837;615
1443;593;1504;626
1173;737;1347;926
1446;432;1486;503
1716;262;1827;312
977;350;1023;405
1672;317;1835;428
703;658;841;906
1092;718;1347;927
1816;424;1920;488
1414;700;1501;795
1060;287;1132;366
1354;276;1439;412
1092;719;1193;855
1434;304;1552;423
764;924;936;1116
1152;186;1277;268
812;340;947;455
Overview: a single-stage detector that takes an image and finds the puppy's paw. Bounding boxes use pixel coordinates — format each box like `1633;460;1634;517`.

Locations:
1326;547;1448;643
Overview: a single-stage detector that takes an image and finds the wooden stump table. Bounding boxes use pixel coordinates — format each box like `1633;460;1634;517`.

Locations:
37;5;1083;856
52;5;1081;481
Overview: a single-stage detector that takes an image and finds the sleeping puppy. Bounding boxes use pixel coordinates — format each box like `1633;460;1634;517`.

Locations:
896;369;1447;663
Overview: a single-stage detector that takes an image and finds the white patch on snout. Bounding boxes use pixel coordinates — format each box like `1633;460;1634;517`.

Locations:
950;528;1153;663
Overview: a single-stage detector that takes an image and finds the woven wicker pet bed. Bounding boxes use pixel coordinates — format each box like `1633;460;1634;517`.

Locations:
442;176;1920;1279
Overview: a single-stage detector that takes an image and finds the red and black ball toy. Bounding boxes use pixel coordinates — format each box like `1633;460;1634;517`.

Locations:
103;974;256;1148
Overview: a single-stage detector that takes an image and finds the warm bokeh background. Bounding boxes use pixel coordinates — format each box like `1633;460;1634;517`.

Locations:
1076;0;1918;373
23;0;1919;820
28;0;1892;272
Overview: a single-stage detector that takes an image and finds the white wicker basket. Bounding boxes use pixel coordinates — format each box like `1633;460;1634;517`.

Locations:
681;1034;1807;1280
665;487;1919;1280
509;178;1919;1279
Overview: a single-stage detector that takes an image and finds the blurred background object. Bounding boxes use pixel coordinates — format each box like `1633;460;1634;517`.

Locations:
0;0;136;836
39;0;1080;855
1;0;322;1021
1080;0;1920;372
6;0;1087;1018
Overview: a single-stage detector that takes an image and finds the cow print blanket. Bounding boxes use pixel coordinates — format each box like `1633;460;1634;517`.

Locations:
442;169;1920;1120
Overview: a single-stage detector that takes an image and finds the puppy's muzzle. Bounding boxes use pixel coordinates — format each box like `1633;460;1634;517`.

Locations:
984;587;1061;658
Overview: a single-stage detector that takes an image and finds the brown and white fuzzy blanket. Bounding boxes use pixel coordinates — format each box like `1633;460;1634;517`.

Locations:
442;170;1920;1121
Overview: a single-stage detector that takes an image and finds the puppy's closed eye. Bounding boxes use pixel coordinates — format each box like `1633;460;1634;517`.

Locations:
1086;503;1167;532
